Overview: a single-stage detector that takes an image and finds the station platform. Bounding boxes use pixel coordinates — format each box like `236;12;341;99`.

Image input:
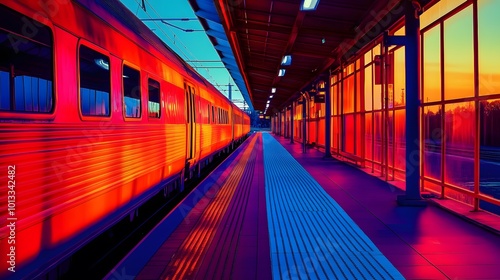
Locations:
107;132;500;280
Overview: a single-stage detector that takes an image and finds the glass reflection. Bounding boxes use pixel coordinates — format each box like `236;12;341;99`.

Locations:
420;0;467;29
343;75;355;113
423;105;442;180
364;65;373;111
444;6;474;100
393;47;405;106
356;114;363;157
374;112;383;163
423;27;441;103
394;109;406;174
444;102;475;191
479;99;500;214
365;113;373;161
344;115;355;154
478;0;500;96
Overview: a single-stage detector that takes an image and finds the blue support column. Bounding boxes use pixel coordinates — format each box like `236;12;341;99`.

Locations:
302;95;307;153
290;104;294;144
278;111;282;136
396;0;426;206
324;77;332;158
274;115;277;134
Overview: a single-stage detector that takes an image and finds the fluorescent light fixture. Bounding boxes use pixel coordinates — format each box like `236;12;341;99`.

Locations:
281;55;292;66
278;69;286;77
301;0;319;10
269;95;274;99
272;88;276;93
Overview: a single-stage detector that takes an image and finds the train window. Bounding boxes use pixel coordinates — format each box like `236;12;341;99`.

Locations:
212;106;215;123
0;5;54;113
79;45;110;116
123;65;141;118
148;78;160;118
207;104;210;123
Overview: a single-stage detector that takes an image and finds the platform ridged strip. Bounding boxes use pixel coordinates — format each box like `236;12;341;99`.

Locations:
262;133;404;280
198;133;261;279
160;135;258;280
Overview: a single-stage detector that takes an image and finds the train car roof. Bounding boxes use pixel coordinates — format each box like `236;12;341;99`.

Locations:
74;0;245;113
74;0;215;90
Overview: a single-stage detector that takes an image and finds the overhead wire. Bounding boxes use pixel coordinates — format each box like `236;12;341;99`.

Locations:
129;0;231;93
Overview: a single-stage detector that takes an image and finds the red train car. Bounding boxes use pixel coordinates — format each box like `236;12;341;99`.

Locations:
0;0;249;278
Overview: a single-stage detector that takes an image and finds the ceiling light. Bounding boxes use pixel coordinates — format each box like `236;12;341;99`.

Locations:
269;95;274;99
272;88;276;93
267;100;270;104
281;55;292;66
278;69;286;77
301;0;320;11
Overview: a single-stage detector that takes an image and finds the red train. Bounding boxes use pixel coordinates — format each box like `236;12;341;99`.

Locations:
0;0;249;278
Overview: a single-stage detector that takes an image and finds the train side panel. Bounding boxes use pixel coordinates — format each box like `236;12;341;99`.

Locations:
0;1;188;278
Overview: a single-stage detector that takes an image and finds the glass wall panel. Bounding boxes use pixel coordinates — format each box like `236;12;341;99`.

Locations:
444;102;475;191
444;6;474;101
479;99;500;214
364;65;373;111
421;0;467;29
424;180;443;195
393;47;406;106
364;49;372;66
373;44;380;56
446;187;473;206
343;75;355;113
394;109;406;173
333;116;341;151
356;71;362;111
365;112;373;161
374;83;382;110
387;110;394;170
356;114;363;157
344;114;355;154
424;105;443;180
333;84;339;115
423;27;441;103
373;111;383;163
318;118;325;146
309;119;317;145
478;0;500;96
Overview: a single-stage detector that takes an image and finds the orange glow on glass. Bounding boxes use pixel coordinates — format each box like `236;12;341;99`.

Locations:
444;6;474;101
423;27;441;103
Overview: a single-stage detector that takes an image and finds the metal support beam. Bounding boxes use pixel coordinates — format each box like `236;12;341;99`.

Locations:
290;103;294;144
390;0;426;206
301;92;308;154
324;76;332;159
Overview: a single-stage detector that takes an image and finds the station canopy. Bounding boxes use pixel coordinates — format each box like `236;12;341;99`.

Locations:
188;0;427;114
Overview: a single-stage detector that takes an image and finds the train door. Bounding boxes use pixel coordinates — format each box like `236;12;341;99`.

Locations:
229;104;236;141
185;83;196;160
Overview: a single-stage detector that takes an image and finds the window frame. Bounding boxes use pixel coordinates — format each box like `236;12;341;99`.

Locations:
77;41;112;121
0;5;56;119
122;62;142;121
147;76;162;120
